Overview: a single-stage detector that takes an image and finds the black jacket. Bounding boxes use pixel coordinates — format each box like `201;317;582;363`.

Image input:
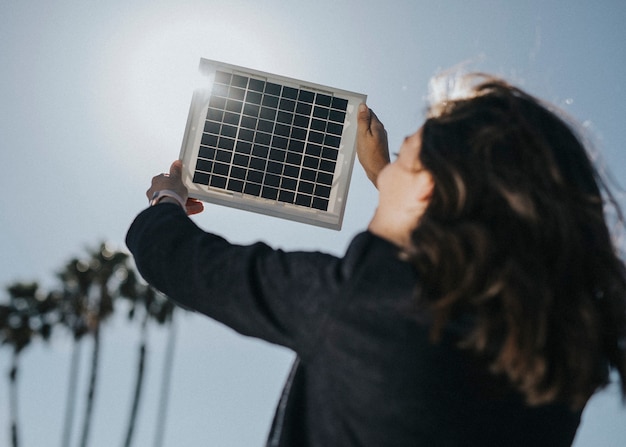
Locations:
126;203;581;446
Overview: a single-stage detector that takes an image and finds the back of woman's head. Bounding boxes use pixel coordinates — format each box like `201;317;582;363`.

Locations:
411;74;626;409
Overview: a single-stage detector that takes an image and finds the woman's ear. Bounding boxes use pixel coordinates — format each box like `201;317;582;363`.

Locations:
415;171;434;202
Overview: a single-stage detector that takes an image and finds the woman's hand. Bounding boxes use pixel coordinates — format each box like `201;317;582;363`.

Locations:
146;160;204;215
356;103;390;188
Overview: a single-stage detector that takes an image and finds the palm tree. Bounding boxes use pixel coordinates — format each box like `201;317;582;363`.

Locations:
76;243;128;447
1;282;56;447
56;258;92;447
54;243;127;447
152;304;177;447
118;268;177;447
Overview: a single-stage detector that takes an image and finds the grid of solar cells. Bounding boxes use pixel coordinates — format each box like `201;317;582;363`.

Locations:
192;70;349;211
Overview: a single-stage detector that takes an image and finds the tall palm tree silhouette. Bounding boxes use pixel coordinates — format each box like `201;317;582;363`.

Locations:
77;243;128;447
56;257;92;447
55;243;128;447
119;267;177;447
1;282;55;447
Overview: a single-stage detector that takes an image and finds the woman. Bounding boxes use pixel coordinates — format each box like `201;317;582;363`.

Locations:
127;74;626;446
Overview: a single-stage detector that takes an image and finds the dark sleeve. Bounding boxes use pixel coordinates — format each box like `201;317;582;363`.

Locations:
125;203;372;353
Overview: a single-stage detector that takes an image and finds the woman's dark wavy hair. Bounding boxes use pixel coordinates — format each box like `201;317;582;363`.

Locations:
410;74;626;409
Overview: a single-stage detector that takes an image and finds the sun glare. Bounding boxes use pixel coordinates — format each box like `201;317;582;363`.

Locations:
95;4;307;174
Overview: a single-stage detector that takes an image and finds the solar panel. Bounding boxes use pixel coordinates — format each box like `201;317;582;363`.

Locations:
178;58;367;230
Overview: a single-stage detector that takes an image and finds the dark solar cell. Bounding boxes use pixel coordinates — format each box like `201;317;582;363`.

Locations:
313;106;329;119
312;197;329;211
213;162;229;176
230;166;247;180
227;178;244;193
315;184;331;198
196;159;213;172
267;161;282;174
298;90;314;103
295;194;312;207
326;121;343;136
278;190;295;203
220;124;237;138
282;86;298;99
216;148;232;162
243;103;260;117
264;174;280;187
279;98;296;112
303;156;319;169
274;123;290;137
265;82;282;95
293;114;309;128
310;119;326;132
298;181;314;194
204;121;220;135
193;171;210;185
285;152;302;165
277;111;293;124
281;177;297;191
233;153;249;167
246;91;262;104
252;145;269;158
290;127;306;140
317;172;333;185
247;170;264;184
260;106;277;121
244;183;261;196
324;135;341;148
235;141;252;154
206;108;223;121
257;119;274;133
232;74;248;88
315;94;332;106
283;165;300;178
262;95;279;108
309;131;324;144
210;175;227;189
328;109;346;123
305;143;321;157
248;78;265;92
273;136;288;149
295;102;312;115
217;137;234;151
201;133;218;147
319;159;336;173
223;111;240;125
199;146;216;160
249;157;266;170
331;96;348;110
288;139;305;153
241;115;257;129
255;132;271;145
261;186;278;200
301;169;316;182
238;128;254;142
322;147;338;160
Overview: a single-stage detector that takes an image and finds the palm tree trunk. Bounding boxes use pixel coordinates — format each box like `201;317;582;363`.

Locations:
122;311;149;447
153;311;177;447
8;350;20;447
60;339;82;447
79;325;101;447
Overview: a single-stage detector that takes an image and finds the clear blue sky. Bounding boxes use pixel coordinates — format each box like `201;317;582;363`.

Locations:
2;1;626;445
